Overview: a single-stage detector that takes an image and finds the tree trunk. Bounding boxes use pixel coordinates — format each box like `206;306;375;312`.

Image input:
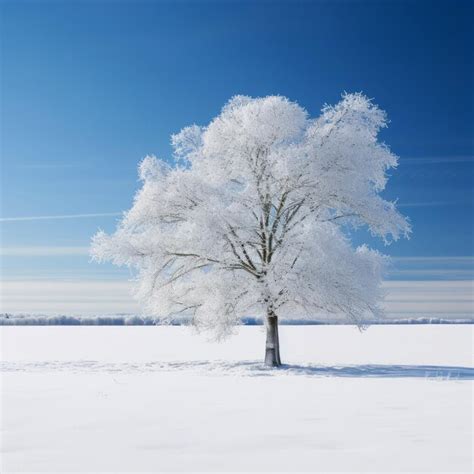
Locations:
264;313;282;367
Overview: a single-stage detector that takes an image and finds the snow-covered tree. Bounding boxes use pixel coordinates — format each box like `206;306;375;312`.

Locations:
91;93;410;366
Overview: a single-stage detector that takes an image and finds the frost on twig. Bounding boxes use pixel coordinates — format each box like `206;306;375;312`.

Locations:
91;94;410;339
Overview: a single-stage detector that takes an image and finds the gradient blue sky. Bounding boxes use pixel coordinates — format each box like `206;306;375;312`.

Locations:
1;0;473;311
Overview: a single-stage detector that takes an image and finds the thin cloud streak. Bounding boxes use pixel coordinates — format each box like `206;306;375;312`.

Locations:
397;201;462;208
392;256;474;263
0;280;471;317
401;155;474;165
0;212;122;222
16;162;87;169
388;256;474;280
0;246;89;256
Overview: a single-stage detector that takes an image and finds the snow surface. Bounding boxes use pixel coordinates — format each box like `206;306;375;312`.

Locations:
1;325;473;472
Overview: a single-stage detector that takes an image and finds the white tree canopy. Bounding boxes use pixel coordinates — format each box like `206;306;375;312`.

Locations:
91;93;410;339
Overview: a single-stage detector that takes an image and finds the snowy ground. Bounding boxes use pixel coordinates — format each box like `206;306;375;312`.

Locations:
1;325;473;473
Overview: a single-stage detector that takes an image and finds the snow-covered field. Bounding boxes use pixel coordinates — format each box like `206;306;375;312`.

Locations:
1;325;473;472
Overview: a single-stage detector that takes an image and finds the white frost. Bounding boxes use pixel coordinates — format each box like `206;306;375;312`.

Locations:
91;94;410;337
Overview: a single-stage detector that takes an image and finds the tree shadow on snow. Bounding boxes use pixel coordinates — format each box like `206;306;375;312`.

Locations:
159;360;474;380
271;363;474;380
2;360;473;380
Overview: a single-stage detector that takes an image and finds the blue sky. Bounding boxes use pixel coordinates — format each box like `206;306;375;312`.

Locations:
0;0;473;312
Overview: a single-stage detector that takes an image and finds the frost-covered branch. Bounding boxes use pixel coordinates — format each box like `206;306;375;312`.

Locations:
91;93;410;338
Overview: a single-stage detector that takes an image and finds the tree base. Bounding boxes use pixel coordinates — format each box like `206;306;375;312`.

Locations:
264;348;282;367
264;314;282;367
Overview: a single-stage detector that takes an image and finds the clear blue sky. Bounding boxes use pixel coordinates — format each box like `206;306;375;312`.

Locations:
1;0;473;286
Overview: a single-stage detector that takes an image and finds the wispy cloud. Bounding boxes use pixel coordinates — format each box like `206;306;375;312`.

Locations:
397;201;463;208
0;280;139;314
0;279;471;317
381;280;473;316
0;246;89;256
388;269;474;279
0;212;121;222
401;155;474;165
388;256;474;280
392;256;474;263
16;162;87;170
